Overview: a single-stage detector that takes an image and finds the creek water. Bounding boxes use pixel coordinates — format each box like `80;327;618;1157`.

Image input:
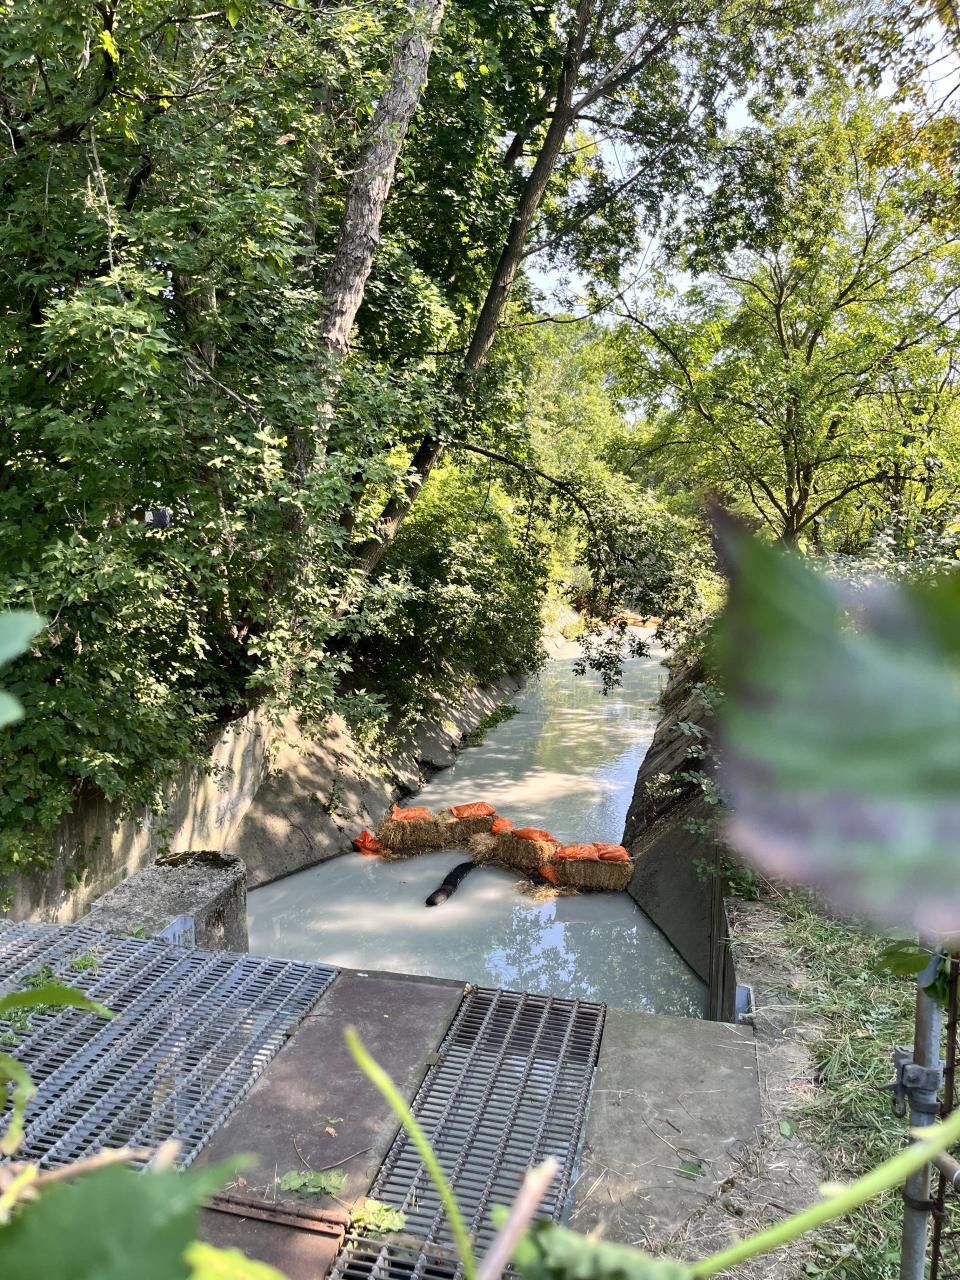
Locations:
248;639;706;1015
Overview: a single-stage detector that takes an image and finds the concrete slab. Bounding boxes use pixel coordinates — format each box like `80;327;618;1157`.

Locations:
196;967;465;1267
85;850;248;950
569;1010;761;1248
199;1206;344;1280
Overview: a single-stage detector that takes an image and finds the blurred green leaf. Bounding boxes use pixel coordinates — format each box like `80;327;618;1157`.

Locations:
512;1221;694;1280
0;1163;225;1278
0;614;42;668
0;1052;36;1156
875;940;932;977
0;983;113;1021
186;1241;286;1279
715;531;960;935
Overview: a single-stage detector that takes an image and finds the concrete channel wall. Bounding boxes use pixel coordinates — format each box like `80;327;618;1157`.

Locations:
623;653;739;1021
2;707;273;924
4;674;522;921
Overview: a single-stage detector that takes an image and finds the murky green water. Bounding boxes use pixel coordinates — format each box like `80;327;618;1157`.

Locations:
249;643;706;1015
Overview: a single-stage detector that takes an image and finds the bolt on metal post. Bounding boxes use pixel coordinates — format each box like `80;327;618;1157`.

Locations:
900;953;944;1280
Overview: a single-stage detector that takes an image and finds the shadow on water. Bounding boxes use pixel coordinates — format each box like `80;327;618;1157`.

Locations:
248;643;706;1016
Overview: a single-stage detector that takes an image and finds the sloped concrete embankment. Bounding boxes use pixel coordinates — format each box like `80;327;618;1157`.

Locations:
6;675;521;921
230;675;523;888
3;707;272;924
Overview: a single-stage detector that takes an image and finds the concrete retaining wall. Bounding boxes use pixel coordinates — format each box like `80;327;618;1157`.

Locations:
3;708;273;924
623;655;738;1021
87;850;249;951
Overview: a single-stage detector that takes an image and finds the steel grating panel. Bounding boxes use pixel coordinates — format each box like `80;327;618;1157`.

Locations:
0;920;337;1169
332;988;605;1280
335;1234;461;1280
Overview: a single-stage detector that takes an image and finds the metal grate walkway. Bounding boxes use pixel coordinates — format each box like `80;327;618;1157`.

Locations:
332;988;605;1280
0;920;336;1169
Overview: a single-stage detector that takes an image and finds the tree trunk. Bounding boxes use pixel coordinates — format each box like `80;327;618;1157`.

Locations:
289;0;446;485
350;0;595;579
319;0;445;356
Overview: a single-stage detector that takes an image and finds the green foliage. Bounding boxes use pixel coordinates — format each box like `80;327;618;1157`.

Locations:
694;856;760;901
353;465;548;725
512;322;720;687
770;893;917;1277
0;1163;224;1279
619;95;960;552
462;703;520;747
0;983;111;1020
351;1199;407;1237
22;966;53;989
277;1169;346;1197
0;0;834;867
715;526;960;933
874;939;934;977
512;1221;694;1280
0;0;561;872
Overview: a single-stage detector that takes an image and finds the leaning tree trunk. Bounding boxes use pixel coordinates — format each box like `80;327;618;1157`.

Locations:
319;0;445;355
289;0;446;486
350;0;595;580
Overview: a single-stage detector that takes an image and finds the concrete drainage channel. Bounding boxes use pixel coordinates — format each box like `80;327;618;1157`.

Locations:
1;917;762;1277
0;921;609;1279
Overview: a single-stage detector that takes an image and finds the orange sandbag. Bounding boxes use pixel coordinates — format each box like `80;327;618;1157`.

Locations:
354;830;384;856
391;805;433;822
490;816;514;835
593;842;629;862
555;843;600;862
450;801;497;820
540;863;559;886
514;827;558;844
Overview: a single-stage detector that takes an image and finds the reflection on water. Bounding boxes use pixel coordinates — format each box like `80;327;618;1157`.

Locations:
248;646;706;1016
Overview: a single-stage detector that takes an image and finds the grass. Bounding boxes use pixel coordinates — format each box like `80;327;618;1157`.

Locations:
1;1008;32;1046
23;965;54;988
462;702;520;748
770;893;917;1278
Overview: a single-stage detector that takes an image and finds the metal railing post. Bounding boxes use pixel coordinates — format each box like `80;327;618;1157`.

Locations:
900;955;945;1280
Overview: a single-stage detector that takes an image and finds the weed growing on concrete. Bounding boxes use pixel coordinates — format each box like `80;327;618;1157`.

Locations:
23;966;53;988
278;1168;347;1196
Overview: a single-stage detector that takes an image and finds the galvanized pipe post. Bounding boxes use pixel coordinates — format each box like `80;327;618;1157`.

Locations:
900;953;944;1280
